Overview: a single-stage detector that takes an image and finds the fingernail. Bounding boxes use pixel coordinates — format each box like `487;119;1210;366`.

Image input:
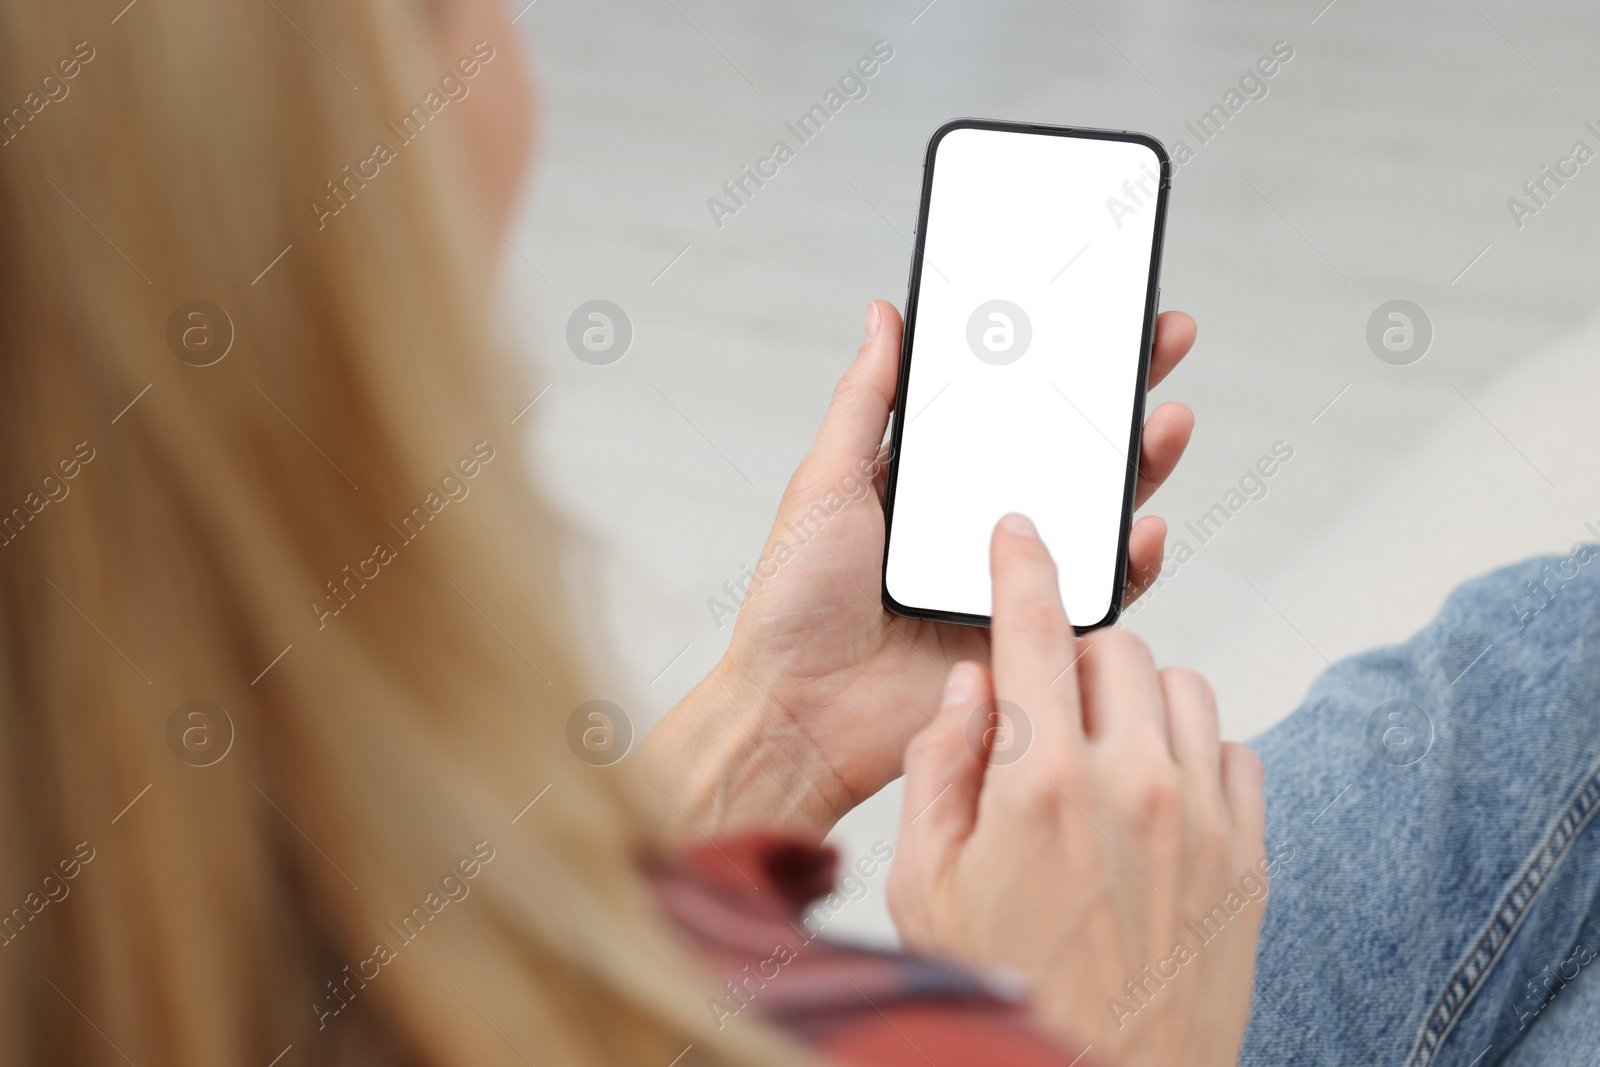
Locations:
863;300;881;341
942;661;982;709
998;513;1038;539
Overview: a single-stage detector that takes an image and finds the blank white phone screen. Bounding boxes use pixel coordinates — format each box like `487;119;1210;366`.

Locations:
884;127;1163;625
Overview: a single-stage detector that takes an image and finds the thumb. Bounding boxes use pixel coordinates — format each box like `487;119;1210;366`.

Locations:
806;300;902;472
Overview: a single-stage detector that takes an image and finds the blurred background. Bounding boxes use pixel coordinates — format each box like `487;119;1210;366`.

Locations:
502;0;1600;942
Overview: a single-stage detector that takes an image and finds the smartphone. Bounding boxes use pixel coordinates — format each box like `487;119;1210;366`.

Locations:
880;119;1170;631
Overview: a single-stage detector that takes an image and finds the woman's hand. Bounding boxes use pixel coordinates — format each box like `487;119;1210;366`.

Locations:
642;301;1197;838
887;514;1266;1067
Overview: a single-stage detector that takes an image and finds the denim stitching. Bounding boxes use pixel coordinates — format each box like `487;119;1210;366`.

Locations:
1404;757;1600;1067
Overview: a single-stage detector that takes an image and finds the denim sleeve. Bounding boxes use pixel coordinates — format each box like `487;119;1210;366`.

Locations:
1241;551;1600;1067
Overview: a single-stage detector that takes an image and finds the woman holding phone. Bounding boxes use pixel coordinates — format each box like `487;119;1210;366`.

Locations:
4;1;1599;1065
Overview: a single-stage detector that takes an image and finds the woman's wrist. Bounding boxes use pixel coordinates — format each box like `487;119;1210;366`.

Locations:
640;657;848;841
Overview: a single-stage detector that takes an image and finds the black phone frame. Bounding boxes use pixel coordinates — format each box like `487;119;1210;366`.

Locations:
879;117;1172;633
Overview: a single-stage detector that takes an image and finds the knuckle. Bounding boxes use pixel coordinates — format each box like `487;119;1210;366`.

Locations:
1044;758;1089;803
1223;741;1265;786
1089;627;1154;667
831;366;872;409
780;455;830;502
1235;742;1264;777
1161;666;1215;708
1012;755;1087;818
1013;777;1064;824
1109;759;1182;828
904;721;962;773
1187;816;1231;867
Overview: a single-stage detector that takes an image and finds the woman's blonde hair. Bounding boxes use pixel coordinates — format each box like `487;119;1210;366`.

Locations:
0;2;789;1064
